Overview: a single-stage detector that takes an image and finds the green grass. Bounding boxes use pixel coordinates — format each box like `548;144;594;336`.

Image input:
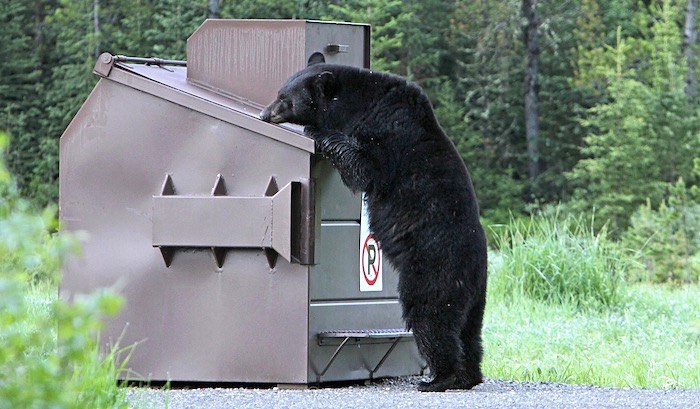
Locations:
483;283;700;389
22;283;164;409
482;212;700;389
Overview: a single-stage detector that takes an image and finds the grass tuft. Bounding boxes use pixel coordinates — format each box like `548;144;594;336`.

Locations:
489;213;633;310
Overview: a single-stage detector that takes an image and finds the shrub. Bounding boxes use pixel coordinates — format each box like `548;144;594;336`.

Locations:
622;179;700;283
489;211;633;310
0;132;128;409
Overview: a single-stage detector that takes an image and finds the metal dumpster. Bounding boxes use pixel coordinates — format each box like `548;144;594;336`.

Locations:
59;19;423;386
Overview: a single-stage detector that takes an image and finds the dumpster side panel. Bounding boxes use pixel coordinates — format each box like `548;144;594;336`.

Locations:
309;159;402;301
60;80;311;383
312;158;361;221
310;222;402;301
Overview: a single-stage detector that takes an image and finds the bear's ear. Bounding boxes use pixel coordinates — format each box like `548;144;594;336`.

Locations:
307;52;326;66
313;71;337;98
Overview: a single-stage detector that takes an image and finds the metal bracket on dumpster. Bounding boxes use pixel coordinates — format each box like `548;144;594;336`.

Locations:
94;52;187;77
315;329;414;384
152;174;313;269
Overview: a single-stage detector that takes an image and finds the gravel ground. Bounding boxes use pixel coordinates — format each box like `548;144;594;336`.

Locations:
127;376;700;409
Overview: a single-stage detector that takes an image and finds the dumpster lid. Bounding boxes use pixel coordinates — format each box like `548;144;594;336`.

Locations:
93;53;314;154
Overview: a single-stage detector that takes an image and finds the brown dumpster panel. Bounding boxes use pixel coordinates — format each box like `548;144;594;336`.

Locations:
60;80;311;383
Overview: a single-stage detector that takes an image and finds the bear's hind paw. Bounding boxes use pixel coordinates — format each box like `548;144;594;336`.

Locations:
452;376;483;390
417;374;457;392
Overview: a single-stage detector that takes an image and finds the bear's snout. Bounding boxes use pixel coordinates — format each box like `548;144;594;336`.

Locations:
259;106;272;122
260;103;284;124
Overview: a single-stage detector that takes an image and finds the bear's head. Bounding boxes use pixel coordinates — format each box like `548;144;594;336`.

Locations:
260;52;339;127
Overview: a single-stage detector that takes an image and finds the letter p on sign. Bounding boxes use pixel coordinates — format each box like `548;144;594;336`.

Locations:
360;197;382;292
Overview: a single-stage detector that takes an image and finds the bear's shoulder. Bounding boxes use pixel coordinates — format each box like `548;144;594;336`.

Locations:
324;65;428;110
313;64;410;90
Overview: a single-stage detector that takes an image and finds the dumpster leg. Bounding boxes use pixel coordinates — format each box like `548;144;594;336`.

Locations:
369;337;402;382
316;336;351;384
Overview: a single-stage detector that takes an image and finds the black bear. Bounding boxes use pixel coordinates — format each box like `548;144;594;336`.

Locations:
261;53;488;392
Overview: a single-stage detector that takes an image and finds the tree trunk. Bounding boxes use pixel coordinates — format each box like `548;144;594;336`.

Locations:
523;0;541;180
34;0;43;48
684;0;697;99
93;0;100;59
209;0;220;19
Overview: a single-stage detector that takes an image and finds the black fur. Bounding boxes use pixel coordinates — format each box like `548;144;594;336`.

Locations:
261;57;488;392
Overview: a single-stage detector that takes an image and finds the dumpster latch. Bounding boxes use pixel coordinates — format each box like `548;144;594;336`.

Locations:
325;44;349;54
152;174;313;269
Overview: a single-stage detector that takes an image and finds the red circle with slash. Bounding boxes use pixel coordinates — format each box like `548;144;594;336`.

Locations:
361;234;381;285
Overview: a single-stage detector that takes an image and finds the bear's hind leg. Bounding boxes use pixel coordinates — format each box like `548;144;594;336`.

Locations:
455;299;486;389
409;312;463;392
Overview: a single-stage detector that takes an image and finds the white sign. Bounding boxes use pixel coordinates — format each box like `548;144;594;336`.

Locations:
360;196;382;292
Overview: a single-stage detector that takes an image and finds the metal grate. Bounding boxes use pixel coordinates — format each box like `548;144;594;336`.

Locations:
315;329;414;384
318;329;412;340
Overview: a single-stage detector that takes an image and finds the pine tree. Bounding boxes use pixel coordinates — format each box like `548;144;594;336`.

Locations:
568;4;700;232
145;0;207;59
444;0;528;217
220;0;298;19
684;0;697;99
0;1;44;198
324;0;413;73
36;0;100;205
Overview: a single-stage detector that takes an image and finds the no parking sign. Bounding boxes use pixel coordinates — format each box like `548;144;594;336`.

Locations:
360;196;382;292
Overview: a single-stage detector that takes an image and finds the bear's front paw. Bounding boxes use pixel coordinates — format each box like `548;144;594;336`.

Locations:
303;125;320;138
304;126;329;151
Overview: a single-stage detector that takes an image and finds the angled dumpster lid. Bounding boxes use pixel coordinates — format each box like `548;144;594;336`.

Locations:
93;53;315;154
186;19;370;105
